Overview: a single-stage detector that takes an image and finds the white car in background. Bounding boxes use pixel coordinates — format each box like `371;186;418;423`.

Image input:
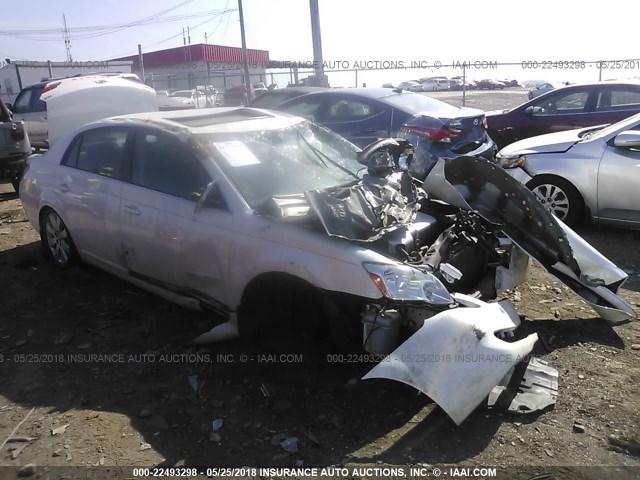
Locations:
170;89;208;109
398;81;423;92
421;78;450;92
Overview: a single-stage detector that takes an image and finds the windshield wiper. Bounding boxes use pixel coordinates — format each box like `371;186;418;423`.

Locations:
296;130;359;180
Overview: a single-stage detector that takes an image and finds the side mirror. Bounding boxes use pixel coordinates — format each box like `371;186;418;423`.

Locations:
195;181;227;212
613;131;640;149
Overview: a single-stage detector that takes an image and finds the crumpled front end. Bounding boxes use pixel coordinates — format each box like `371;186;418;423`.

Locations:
422;156;635;325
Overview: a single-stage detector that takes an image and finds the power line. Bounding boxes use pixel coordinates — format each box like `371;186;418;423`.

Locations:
0;0;237;42
101;10;232;60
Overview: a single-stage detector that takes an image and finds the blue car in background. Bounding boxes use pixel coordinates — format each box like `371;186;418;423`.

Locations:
275;88;496;180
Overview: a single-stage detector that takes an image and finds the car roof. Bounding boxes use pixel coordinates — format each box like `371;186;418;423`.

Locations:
545;80;640;90
92;107;303;134
282;87;413;100
281;86;328;93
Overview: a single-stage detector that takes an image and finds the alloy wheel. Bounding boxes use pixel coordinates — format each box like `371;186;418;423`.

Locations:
531;184;570;220
45;212;71;266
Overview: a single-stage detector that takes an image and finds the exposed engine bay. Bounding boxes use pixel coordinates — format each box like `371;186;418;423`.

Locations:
212;137;635;425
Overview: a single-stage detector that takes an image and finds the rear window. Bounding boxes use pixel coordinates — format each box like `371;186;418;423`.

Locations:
381;92;459;115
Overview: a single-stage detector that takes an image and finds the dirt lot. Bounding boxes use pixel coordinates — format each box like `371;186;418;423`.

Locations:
0;179;639;479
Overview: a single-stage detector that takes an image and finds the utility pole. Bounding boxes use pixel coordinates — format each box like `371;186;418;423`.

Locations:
63;14;73;62
237;0;252;91
138;44;145;84
309;0;327;87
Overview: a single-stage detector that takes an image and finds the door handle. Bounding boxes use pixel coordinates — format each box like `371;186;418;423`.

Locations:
59;183;70;193
123;204;141;215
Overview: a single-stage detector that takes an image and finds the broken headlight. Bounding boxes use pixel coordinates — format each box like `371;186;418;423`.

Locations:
497;153;526;169
363;263;453;305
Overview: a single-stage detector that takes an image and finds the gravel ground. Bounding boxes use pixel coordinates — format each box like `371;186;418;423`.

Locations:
0;166;639;480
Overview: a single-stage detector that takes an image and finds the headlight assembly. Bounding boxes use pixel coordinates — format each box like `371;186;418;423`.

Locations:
363;263;454;305
497;154;526;169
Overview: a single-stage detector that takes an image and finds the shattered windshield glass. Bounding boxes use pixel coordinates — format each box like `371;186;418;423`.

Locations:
199;121;362;208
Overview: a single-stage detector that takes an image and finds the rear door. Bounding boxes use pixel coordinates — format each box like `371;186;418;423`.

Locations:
590;85;640;125
11;86;47;146
58;126;131;270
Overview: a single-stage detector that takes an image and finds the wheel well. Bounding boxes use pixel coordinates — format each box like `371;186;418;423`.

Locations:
526;174;584;202
238;272;324;336
237;272;365;347
38;206;55;233
526;174;586;222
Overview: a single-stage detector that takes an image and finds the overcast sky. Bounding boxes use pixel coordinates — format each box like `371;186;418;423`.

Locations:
2;0;639;86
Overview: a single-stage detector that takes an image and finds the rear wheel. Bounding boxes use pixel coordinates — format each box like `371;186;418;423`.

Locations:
527;176;584;226
41;209;78;269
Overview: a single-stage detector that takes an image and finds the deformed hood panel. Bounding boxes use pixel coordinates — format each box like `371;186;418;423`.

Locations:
423;156;635;324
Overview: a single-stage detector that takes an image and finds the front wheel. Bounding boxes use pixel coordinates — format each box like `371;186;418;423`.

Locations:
527;176;584;227
41;209;78;269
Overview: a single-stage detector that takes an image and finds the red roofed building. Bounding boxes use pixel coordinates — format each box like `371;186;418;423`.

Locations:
112;43;270;91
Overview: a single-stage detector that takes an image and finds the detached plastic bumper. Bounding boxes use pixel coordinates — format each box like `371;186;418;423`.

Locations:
363;295;537;425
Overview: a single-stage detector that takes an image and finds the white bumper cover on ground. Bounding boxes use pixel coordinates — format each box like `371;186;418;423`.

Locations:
363;296;538;425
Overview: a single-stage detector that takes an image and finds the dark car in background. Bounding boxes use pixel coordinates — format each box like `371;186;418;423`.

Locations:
248;86;328;109
7;81;48;150
0;97;30;191
486;81;640;148
476;79;506;90
275;88;496;179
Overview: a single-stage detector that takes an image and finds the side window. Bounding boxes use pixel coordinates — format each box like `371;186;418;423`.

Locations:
281;98;323;119
532;91;589;115
597;89;640;111
30;88;47;112
61;136;82;168
13;89;32;114
131;131;211;201
326;99;380;121
76;128;129;179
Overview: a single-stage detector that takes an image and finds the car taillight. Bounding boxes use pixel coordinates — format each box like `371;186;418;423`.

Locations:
483;117;488;129
404;125;462;142
42;81;61;94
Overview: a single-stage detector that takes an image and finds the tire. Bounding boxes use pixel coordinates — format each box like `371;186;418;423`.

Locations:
527;176;584;227
40;209;78;269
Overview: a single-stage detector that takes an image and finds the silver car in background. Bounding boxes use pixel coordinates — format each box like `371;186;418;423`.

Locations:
497;112;640;228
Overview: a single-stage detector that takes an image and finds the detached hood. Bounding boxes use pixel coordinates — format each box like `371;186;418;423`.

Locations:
423;156;636;325
41;75;159;146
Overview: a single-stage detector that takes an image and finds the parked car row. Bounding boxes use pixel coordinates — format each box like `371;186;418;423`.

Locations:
8;74;640;230
396;78;522;92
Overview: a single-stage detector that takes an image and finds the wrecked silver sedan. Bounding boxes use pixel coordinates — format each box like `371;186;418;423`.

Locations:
20;108;635;425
